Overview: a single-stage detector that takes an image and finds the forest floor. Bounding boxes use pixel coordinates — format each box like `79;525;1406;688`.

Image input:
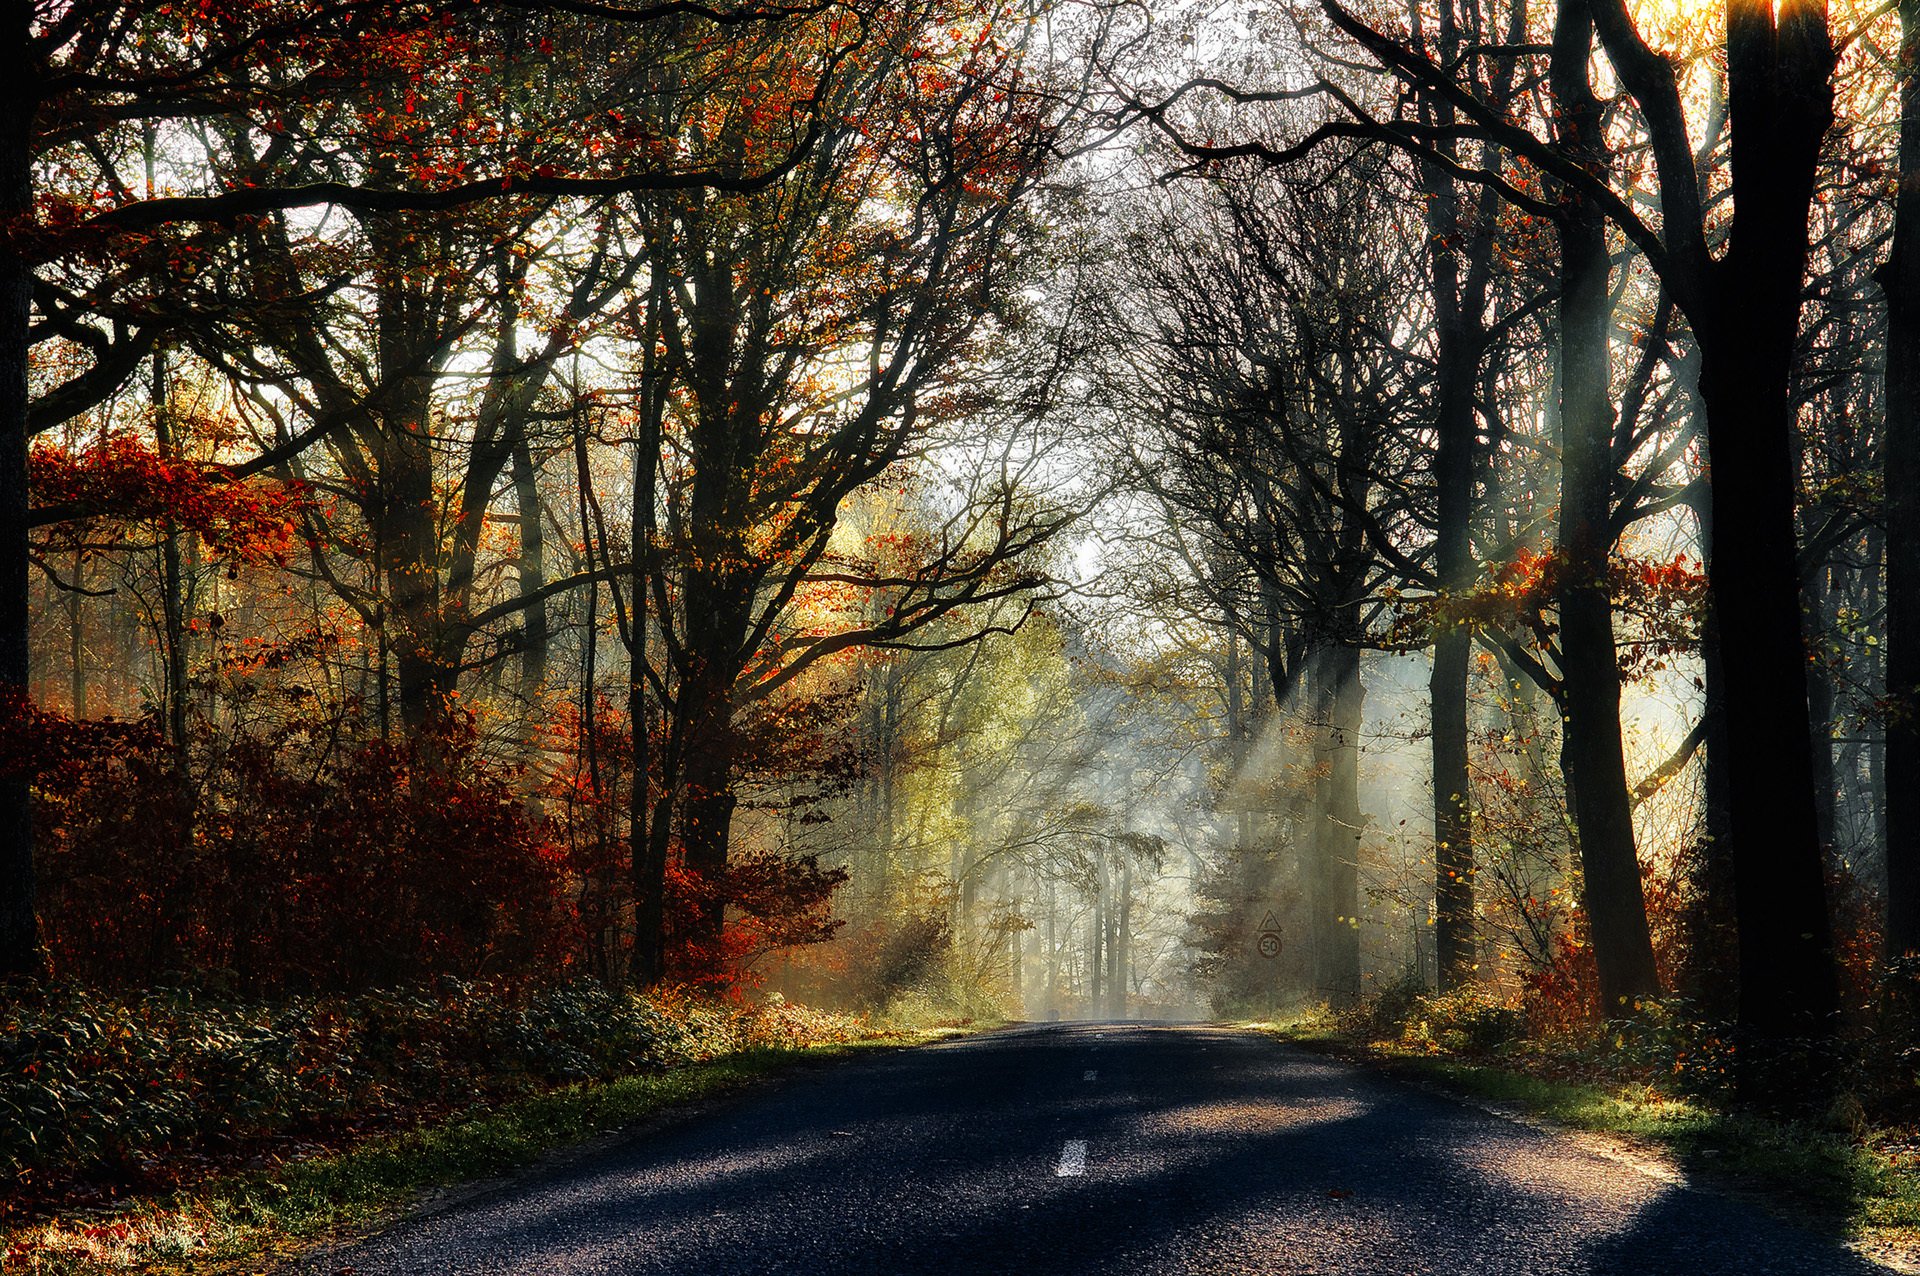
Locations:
1260;1019;1920;1272
0;1003;981;1275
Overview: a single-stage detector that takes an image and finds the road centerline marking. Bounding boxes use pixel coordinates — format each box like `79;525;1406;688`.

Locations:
1056;1139;1089;1177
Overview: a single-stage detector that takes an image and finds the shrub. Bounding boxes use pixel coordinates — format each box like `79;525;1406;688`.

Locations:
1352;971;1428;1041
36;711;573;994
0;981;863;1187
1594;996;1735;1101
1409;986;1526;1053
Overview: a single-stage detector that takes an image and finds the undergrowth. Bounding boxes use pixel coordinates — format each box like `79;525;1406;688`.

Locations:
0;983;964;1272
1266;980;1920;1255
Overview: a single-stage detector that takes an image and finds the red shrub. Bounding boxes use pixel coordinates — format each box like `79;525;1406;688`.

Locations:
36;708;574;992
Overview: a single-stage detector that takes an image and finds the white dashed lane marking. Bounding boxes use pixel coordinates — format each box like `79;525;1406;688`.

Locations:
1056;1140;1088;1177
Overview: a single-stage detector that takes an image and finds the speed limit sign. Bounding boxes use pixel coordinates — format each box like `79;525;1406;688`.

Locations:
1257;931;1281;959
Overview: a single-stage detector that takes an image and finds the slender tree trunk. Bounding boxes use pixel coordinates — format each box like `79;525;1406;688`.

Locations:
1429;238;1479;994
1323;642;1364;1005
153;353;191;773
1431;632;1473;987
1413;0;1504;996
384;395;448;736
66;551;83;716
511;435;548;697
1090;860;1105;1014
1881;0;1920;956
0;15;38;983
1115;856;1132;1018
1550;4;1661;1014
1046;880;1058;1012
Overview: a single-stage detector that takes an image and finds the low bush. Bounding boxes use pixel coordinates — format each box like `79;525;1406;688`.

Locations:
0;980;866;1194
1335;974;1522;1053
1588;996;1736;1102
1406;986;1527;1053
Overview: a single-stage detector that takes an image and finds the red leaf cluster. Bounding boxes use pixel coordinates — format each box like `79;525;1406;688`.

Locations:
30;435;308;564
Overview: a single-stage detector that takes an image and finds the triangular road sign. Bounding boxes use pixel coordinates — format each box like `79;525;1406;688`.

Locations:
1258;910;1281;933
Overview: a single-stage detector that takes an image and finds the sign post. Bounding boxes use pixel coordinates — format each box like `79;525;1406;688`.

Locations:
1257;910;1282;960
1257;910;1283;1021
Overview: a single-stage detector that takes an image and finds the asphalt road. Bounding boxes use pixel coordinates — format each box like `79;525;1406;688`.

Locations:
305;1023;1891;1275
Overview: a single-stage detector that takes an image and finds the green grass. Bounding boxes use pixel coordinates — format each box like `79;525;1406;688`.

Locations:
3;1030;968;1274
1266;1023;1914;1252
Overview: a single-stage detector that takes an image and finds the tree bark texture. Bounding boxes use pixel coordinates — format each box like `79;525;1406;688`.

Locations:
1418;27;1491;989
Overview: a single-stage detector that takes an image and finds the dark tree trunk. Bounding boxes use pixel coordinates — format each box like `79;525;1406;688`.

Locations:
0;19;39;983
1431;627;1473;988
153;353;191;772
384;407;450;737
1882;0;1920;957
1551;0;1661;1015
1698;0;1839;1100
660;213;757;957
1679;468;1740;1015
366;217;454;741
630;260;673;987
676;633;742;943
1422;102;1485;994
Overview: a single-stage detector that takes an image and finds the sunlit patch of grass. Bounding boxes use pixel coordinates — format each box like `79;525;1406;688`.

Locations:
2;1028;971;1275
1266;1022;1919;1252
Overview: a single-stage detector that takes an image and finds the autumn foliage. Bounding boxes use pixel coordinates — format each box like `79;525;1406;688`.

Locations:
33;707;570;992
29;434;307;564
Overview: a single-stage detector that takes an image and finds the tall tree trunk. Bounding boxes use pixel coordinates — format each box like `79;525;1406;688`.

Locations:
1322;642;1364;1005
1428;190;1479;995
153;353;190;774
367;218;452;740
1881;0;1920;956
0;16;38;982
628;258;674;986
1431;633;1474;987
1551;1;1661;1015
676;642;740;943
1700;0;1840;1101
1683;476;1741;1015
151;350;199;972
1089;859;1105;1014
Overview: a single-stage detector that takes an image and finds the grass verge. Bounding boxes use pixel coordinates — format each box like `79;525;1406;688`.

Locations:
3;1027;972;1274
1255;1021;1920;1264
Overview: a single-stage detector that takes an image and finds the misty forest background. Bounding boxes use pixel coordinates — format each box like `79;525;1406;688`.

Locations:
6;0;1920;1157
